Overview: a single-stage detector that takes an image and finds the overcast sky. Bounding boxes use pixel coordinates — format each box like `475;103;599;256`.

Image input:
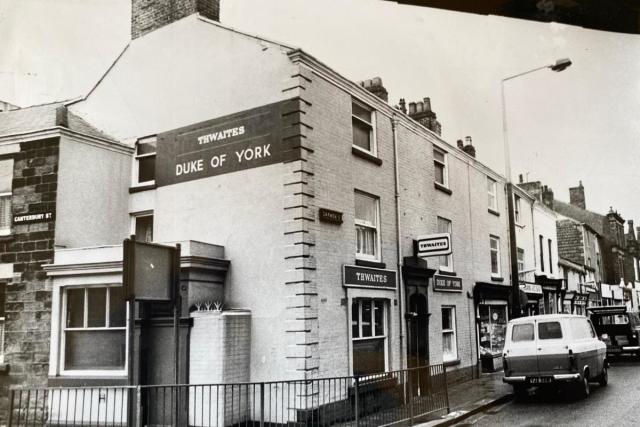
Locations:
1;0;639;225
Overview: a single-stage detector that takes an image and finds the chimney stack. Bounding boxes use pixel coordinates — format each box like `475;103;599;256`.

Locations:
542;185;554;210
456;135;476;157
405;96;442;135
518;174;523;184
359;77;388;102
398;98;407;114
569;180;586;210
132;0;220;39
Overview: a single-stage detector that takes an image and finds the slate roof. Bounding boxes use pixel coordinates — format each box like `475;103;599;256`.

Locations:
0;101;116;142
554;199;606;236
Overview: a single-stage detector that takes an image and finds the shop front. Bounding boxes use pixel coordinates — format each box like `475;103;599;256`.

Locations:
601;283;624;306
521;283;543;316
535;275;563;314
473;282;510;373
573;293;589;315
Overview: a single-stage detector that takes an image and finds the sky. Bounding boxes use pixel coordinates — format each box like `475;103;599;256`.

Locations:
1;0;639;225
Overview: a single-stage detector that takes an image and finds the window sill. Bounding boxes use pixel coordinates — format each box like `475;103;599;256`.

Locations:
352;146;383;166
355;259;386;269
491;276;504;282
443;359;461;367
48;376;128;387
434;182;452;195
488;208;500;217
129;183;157;194
0;234;14;242
437;270;457;277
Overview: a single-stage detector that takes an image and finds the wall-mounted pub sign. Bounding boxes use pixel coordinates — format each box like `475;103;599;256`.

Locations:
343;265;397;290
13;211;55;225
433;274;462;292
414;233;451;258
156;99;297;187
319;208;343;225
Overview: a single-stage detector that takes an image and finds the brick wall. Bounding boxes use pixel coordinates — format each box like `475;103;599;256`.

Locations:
131;0;220;39
0;137;58;423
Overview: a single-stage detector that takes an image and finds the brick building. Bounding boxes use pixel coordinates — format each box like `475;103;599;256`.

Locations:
0;0;524;423
623;220;640;308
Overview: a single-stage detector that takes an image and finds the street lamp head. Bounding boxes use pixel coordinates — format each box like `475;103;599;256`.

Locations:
550;58;572;72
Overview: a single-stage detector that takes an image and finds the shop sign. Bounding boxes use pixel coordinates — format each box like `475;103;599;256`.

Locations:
414;233;451;258
433;275;462;292
123;238;178;302
13;211;54;224
521;283;543;295
156;100;292;187
343;265;396;290
541;285;558;292
601;283;612;298
319;208;343;225
574;294;588;303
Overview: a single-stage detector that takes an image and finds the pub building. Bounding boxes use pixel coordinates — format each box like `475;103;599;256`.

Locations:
0;0;516;423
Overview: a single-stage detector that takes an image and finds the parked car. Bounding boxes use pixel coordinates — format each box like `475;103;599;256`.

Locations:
502;314;608;398
587;305;640;358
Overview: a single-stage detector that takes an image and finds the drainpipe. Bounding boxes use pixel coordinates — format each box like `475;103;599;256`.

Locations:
391;114;405;370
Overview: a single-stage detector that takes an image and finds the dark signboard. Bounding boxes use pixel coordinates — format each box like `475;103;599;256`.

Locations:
414;233;451;258
433;274;463;292
156;100;291;187
574;294;588;303
319;208;343;225
123;238;178;302
343;265;396;290
13;211;54;224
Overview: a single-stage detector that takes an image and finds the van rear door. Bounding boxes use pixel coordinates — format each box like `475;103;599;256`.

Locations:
536;319;570;376
505;321;538;377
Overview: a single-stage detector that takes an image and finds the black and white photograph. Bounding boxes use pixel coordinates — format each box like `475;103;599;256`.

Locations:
1;0;640;425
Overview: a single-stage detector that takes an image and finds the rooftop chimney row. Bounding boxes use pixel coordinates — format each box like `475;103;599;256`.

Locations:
132;0;220;39
358;77;388;102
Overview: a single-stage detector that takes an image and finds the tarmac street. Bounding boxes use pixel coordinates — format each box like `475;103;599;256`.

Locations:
454;358;640;426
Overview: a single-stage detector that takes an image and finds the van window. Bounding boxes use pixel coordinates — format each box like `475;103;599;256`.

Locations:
538;321;563;339
512;324;534;341
569;318;593;339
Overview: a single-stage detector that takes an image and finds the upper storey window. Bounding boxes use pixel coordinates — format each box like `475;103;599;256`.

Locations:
133;136;156;186
352;100;376;155
433;148;448;188
0;159;13;236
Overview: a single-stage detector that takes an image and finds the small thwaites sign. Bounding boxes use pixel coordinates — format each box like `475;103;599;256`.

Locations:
343;265;397;290
414;233;451;258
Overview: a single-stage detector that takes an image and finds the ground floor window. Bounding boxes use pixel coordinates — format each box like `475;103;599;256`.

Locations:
351;299;387;376
442;306;457;362
478;304;507;356
63;286;127;372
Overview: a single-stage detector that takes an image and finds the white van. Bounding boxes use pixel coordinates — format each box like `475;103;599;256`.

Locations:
502;314;608;398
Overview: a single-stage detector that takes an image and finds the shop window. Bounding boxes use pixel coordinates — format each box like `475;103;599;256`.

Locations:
62;286;127;372
351;299;387;376
441;306;457;362
351;100;376;155
433;148;448;187
490;235;501;277
514;195;521;223
539;235;545;272
132;212;154;243
437;217;453;271
487;177;498;211
548;239;553;274
355;191;380;261
0;159;13;236
133;136;157;186
478;304;507;356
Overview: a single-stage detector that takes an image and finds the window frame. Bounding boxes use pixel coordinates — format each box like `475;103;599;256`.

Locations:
354;191;381;262
351;99;377;156
490;235;501;278
0;158;13;236
441;306;458;362
60;284;129;376
514;194;522;223
433;148;449;188
548;238;553;274
351;298;388;376
517;247;525;274
539;235;545;272
132;135;157;187
131;211;154;243
487;177;498;211
437;216;453;272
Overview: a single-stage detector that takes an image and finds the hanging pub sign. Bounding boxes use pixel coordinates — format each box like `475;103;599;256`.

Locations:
13;211;54;224
433;274;462;292
343;265;397;290
414;233;451;258
156;99;297;187
123;238;179;302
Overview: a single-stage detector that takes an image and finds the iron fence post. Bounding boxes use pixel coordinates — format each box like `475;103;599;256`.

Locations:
136;386;143;427
443;365;450;414
408;368;414;426
354;376;360;426
8;389;14;427
260;382;265;427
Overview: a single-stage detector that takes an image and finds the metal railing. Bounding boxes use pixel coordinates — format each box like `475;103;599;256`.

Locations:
8;364;449;426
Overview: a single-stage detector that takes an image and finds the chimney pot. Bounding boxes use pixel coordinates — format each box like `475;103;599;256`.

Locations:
423;97;431;111
408;102;416;114
519;174;523;183
399;98;407;114
457;139;464;149
372;77;382;86
465;136;472;145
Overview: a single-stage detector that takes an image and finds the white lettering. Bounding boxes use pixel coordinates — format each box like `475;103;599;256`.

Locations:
198;125;246;145
176;159;204;176
210;154;227;168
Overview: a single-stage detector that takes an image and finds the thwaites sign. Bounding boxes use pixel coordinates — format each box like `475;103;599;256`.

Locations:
156;99;300;186
343;265;397;290
414;233;451;258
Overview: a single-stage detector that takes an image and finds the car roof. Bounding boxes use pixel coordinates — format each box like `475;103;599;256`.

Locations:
508;314;585;324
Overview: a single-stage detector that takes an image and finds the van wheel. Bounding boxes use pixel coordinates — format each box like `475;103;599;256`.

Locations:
598;365;608;386
578;371;590;398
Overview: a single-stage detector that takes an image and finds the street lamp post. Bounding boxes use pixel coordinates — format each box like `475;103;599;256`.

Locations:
502;58;572;320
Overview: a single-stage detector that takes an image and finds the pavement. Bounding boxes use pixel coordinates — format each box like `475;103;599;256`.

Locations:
416;370;513;427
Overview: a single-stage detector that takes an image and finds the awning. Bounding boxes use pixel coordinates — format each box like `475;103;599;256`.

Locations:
402;256;437;286
535;274;563;292
474;282;511;302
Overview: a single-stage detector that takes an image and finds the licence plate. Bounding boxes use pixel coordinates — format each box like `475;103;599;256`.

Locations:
608;347;622;353
529;377;553;384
